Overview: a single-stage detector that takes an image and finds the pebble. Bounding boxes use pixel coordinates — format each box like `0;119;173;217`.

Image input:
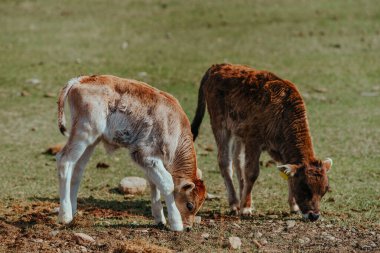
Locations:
201;233;210;239
299;237;310;244
232;222;241;228
228;237;242;250
73;232;96;245
260;238;268;246
194;216;202;224
254;231;263;239
268;215;278;219
49;230;59;237
286;220;296;229
121;41;129;50
79;246;87;253
119;177;147;194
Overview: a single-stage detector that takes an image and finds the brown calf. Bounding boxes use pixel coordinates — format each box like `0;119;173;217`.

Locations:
57;75;206;231
191;64;332;221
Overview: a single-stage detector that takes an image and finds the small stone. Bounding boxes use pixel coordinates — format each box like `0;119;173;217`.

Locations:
326;224;333;228
326;235;336;241
119;177;147;194
201;233;210;239
253;239;262;248
206;193;220;200
73;232;95;245
228;237;242;250
361;91;378;97
299;237;310;244
20;90;30;96
194;216;201;224
268;215;278;219
208;219;216;226
49;230;59;237
286;220;296;229
52;207;60;214
204;145;214;152
26;78;41;85
137;72;148;78
121;41;129;50
260;238;268;246
254;232;263;239
32;238;43;243
43;92;55;98
79;246;87;253
232;222;241;228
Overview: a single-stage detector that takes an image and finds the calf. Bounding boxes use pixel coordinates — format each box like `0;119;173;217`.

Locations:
191;64;332;221
56;75;206;231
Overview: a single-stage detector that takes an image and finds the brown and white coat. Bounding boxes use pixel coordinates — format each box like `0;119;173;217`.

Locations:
57;75;206;231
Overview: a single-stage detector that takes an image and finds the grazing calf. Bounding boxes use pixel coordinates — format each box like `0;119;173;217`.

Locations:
191;64;332;221
56;75;206;231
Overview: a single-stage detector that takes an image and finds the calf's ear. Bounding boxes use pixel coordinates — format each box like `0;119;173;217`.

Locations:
178;180;195;194
196;168;203;179
277;164;297;177
323;158;333;172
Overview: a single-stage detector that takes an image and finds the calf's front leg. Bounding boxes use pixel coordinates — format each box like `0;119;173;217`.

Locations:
141;157;183;231
288;180;300;213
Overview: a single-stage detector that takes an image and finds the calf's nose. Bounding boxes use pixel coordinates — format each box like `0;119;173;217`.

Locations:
308;212;320;222
185;226;192;232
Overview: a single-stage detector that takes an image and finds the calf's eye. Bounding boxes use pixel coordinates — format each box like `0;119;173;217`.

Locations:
186;202;194;211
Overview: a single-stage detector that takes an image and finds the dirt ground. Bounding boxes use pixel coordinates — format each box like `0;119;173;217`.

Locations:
0;200;379;253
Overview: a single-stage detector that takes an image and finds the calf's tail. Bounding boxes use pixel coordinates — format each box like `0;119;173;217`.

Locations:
191;68;211;141
57;77;81;136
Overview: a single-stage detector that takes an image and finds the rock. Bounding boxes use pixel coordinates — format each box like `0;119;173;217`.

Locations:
260;238;268;246
73;232;95;245
20;90;30;97
268;215;278;219
52;207;60;214
137;72;148;78
208;219;216;226
32;238;43;243
228;237;242;250
253;239;262;248
194;216;202;224
232;222;241;228
119;177;147;194
299;237;310;244
49;230;59;237
204;145;214;152
326;235;336;241
286;220;296;229
121;41;129;50
43;92;55;98
206;193;220;200
26;78;41;85
79;246;87;253
254;232;263;239
201;233;210;239
361;92;378;97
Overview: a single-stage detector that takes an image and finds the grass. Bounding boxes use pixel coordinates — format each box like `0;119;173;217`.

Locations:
0;0;379;252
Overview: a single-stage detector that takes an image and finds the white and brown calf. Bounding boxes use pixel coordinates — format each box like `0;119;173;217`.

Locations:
56;75;206;231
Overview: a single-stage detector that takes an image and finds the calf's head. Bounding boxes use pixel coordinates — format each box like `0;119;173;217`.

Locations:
174;170;206;230
278;158;332;221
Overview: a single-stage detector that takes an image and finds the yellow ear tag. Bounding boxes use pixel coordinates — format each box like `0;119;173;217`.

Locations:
280;171;289;180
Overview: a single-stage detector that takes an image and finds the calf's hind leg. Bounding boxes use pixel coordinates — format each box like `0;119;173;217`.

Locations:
214;130;239;214
239;145;260;216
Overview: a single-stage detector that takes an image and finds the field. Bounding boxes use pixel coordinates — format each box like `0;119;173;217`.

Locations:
0;0;379;252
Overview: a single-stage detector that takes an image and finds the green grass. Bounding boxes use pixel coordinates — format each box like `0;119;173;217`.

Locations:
0;0;379;251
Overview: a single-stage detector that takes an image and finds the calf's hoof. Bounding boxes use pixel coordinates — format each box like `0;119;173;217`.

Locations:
58;212;73;224
170;222;184;232
240;207;252;216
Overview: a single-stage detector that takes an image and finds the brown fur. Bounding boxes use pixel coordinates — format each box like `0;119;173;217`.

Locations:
57;75;206;229
191;64;331;219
